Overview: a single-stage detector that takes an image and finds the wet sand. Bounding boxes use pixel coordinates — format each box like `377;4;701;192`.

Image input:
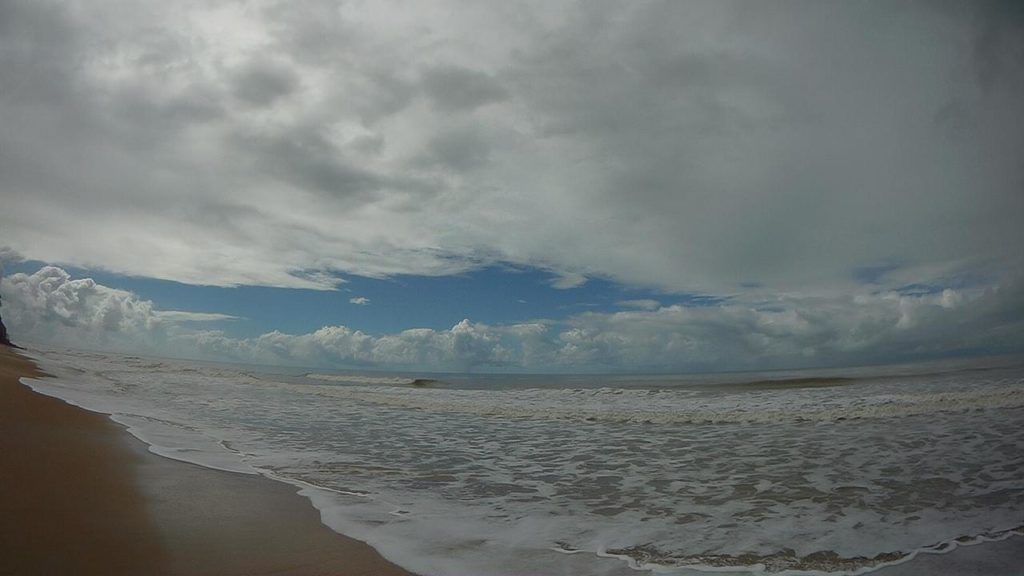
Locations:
0;345;415;576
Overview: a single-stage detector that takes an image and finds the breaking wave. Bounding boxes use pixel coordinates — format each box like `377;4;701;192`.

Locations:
295;380;1024;424
597;525;1024;574
305;373;440;387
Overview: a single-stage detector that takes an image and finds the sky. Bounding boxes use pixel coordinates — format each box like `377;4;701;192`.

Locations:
1;0;1023;372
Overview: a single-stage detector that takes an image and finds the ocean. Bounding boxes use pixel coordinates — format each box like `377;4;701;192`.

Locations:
20;348;1024;575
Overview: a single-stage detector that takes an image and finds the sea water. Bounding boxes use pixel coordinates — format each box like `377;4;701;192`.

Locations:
19;347;1024;575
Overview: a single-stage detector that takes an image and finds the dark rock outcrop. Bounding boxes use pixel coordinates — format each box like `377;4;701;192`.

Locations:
0;313;10;346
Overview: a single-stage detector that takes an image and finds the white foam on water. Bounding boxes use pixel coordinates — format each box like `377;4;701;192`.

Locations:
110;413;258;475
288;379;1024;424
17;350;258;475
15;347;1024;576
306;373;423;386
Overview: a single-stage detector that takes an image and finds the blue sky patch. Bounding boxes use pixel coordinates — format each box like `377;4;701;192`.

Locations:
5;260;721;338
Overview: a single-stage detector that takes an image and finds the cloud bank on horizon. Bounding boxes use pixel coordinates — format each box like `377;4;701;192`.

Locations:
2;265;1022;371
1;0;1023;370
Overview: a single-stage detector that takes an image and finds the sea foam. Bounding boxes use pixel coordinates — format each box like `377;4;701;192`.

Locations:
17;347;1024;576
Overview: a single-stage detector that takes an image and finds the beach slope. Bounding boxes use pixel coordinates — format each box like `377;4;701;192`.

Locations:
0;346;414;576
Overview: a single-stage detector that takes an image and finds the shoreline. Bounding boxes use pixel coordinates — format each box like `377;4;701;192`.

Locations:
4;344;1022;576
0;345;415;576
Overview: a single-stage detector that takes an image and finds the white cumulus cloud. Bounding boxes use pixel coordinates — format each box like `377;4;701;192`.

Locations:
549;272;589;290
4;266;1022;372
0;266;231;351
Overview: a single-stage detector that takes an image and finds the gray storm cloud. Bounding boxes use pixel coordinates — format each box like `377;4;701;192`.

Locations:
0;1;1022;368
1;0;1021;295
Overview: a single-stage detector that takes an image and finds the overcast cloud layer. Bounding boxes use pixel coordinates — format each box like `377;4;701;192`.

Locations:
2;0;1022;294
1;1;1023;370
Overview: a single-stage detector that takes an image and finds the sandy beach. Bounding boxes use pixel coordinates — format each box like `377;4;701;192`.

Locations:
0;345;414;576
4;344;1022;576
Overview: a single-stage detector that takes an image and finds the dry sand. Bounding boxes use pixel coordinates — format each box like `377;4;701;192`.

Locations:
0;345;415;576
